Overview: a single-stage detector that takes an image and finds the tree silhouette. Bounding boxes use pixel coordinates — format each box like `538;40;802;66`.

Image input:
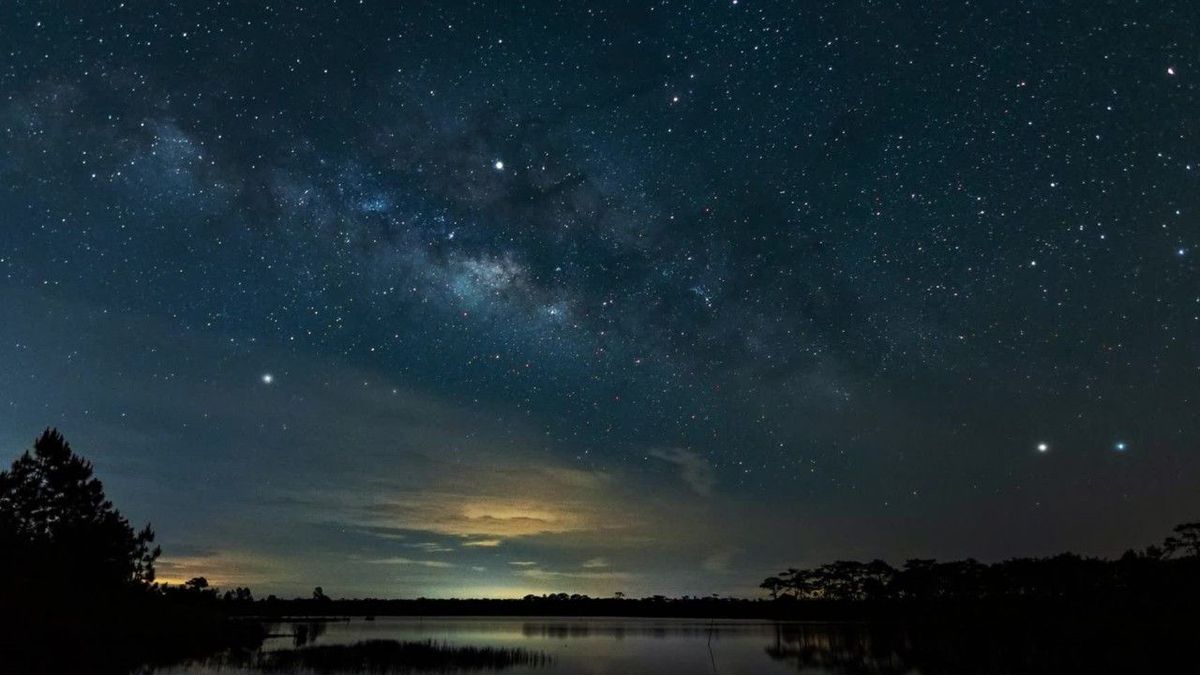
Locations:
185;577;212;592
759;576;784;600
0;428;275;672
1163;522;1200;558
0;428;159;599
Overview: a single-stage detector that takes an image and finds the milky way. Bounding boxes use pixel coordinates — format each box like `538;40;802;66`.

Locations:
1;1;1198;597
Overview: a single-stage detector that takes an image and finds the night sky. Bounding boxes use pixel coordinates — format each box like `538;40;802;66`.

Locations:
2;1;1198;599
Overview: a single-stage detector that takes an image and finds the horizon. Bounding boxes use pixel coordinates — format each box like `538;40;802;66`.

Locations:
4;423;1191;601
3;0;1199;601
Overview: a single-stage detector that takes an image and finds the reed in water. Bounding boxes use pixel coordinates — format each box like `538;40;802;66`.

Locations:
254;639;551;672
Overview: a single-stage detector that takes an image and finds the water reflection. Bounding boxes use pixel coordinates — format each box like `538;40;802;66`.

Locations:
149;615;1190;675
517;619;731;641
761;619;1191;675
766;623;910;674
258;639;550;672
290;620;329;647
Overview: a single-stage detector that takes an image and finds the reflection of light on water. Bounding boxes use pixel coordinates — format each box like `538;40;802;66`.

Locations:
146;615;1198;674
767;623;909;673
141;617;964;674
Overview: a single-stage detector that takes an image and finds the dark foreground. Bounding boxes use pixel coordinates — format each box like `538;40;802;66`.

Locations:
4;605;1200;675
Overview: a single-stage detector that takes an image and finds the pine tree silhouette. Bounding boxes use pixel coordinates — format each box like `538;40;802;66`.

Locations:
0;428;159;603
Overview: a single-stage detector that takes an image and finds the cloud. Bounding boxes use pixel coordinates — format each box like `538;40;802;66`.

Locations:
155;549;279;587
461;539;503;548
517;568;635;581
649;448;716;497
340;464;637;545
508;561;538;567
364;557;455;568
365;495;591;538
352;525;409;541
702;549;738;574
406;542;455;553
581;557;609;568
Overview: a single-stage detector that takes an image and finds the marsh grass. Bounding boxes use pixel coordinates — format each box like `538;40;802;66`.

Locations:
253;639;550;672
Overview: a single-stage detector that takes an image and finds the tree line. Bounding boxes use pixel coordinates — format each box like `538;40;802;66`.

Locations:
760;523;1200;604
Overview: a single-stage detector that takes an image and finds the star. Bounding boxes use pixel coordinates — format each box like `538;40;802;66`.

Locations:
261;373;274;385
1037;442;1049;453
493;160;504;171
1114;441;1128;452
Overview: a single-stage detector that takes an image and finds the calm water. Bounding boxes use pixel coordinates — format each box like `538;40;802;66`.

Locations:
151;616;899;675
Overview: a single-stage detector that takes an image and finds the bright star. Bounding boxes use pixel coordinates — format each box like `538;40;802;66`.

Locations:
493;160;504;171
261;373;274;385
1114;441;1127;452
1037;442;1049;453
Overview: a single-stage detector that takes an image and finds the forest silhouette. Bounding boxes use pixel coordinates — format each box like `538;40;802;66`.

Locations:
756;522;1200;605
3;428;1200;673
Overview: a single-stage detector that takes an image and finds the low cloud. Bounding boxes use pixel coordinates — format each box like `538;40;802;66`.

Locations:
702;549;738;573
367;495;587;538
365;557;455;568
518;568;635;581
156;549;279;588
649;448;716;497
406;542;455;553
353;525;409;541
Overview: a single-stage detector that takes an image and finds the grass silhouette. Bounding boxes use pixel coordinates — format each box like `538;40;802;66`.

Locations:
254;639;550;672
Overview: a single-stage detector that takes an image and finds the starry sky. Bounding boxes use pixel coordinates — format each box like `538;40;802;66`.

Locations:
1;1;1198;599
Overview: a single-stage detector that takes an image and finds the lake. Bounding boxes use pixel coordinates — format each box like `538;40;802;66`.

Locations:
150;616;906;674
144;613;1186;674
